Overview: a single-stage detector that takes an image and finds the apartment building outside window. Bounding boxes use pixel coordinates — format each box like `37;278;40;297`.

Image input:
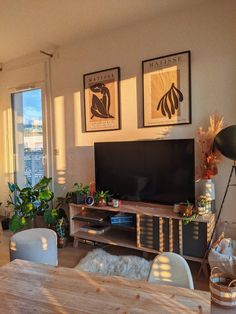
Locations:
11;88;45;187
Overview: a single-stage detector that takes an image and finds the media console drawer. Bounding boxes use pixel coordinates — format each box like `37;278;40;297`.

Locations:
139;215;181;254
138;214;215;258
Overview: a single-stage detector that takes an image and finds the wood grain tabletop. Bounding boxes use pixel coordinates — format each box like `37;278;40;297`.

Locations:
0;259;233;313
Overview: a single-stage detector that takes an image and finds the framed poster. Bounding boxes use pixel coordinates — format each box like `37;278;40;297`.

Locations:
83;67;120;132
142;51;191;127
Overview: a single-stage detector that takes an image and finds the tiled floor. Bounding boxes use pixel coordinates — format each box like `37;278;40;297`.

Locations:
0;230;209;291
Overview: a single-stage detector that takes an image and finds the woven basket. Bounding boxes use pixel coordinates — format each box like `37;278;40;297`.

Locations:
210;267;236;307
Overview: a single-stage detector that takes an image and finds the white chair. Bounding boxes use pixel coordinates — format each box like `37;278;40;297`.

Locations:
148;252;194;289
10;228;58;266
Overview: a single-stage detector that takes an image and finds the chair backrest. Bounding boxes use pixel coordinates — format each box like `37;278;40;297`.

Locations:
10;228;58;266
148;252;194;289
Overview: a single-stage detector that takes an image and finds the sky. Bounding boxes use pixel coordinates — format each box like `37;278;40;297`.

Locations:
23;88;42;125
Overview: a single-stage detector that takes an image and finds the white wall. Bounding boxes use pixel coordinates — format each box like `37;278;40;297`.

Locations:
0;0;235;235
50;0;236;235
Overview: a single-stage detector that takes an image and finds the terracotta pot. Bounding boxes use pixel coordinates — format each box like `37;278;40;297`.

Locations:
58;237;66;248
35;215;47;228
98;198;107;207
179;203;193;217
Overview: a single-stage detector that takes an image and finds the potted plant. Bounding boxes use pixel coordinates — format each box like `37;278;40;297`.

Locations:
7;176;54;233
43;198;69;248
178;201;197;225
196;195;209;215
55;218;66;248
71;183;90;204
94;190;111;206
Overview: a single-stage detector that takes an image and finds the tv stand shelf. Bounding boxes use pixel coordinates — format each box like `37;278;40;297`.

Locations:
69;202;215;262
73;228;137;251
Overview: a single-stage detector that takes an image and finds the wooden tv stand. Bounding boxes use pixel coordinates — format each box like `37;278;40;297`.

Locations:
69;201;215;262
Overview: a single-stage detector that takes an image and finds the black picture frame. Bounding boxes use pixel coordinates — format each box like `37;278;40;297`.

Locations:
83;67;121;132
142;51;191;127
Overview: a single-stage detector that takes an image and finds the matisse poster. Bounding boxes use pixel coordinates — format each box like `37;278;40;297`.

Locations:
83;67;120;132
142;51;191;127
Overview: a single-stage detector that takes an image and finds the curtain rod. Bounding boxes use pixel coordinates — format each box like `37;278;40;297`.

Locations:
40;50;53;58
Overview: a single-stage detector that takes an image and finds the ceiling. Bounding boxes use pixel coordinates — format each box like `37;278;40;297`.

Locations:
0;0;205;63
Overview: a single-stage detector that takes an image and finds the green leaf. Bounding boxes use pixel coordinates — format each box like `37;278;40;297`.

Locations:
21;216;26;225
38;189;54;201
22;202;34;213
43;209;58;225
34;176;52;189
9;214;24;232
8;182;16;193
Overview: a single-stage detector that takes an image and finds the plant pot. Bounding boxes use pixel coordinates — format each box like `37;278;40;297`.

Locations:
23;217;35;229
58;237;66;248
1;218;10;230
72;192;85;204
200;179;215;212
179;202;193;217
98;198;107;207
35;215;47;228
197;206;206;216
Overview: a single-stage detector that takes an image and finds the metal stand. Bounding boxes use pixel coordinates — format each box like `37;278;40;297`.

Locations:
197;161;236;279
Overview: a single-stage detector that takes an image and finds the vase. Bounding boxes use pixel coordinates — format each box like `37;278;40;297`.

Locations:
200;179;215;213
197;206;206;216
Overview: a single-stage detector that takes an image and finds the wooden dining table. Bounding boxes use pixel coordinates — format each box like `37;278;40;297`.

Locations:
0;259;233;313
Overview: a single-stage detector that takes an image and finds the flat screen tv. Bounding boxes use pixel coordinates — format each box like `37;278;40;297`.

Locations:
94;139;195;205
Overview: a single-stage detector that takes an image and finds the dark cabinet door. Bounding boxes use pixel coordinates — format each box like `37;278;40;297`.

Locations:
183;221;208;258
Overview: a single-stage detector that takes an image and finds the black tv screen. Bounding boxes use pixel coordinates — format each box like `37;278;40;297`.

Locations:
94;139;195;205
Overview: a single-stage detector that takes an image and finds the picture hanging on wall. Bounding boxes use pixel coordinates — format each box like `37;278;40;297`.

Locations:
142;51;191;127
83;67;120;132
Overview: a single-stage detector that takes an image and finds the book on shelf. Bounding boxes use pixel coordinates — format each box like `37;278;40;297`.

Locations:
110;213;134;224
72;210;111;223
79;224;110;235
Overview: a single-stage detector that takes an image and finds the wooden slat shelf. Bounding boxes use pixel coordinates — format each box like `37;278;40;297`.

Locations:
73;228;137;251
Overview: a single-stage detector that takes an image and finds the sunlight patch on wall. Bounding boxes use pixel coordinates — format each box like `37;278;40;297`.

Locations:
73;91;82;147
3;108;14;182
53;96;66;185
120;76;137;132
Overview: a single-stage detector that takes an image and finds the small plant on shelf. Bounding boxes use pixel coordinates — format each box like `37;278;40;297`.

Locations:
70;182;90;204
94;190;111;206
196;195;209;215
178;201;198;225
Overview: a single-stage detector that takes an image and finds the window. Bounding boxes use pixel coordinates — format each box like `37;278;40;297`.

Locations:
12;88;46;186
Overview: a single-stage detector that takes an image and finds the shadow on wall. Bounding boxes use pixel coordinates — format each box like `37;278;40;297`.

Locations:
53;93;95;195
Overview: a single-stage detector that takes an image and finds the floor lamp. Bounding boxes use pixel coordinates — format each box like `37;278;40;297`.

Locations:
197;125;236;278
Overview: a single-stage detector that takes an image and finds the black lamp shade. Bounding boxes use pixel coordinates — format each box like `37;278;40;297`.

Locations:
214;125;236;160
